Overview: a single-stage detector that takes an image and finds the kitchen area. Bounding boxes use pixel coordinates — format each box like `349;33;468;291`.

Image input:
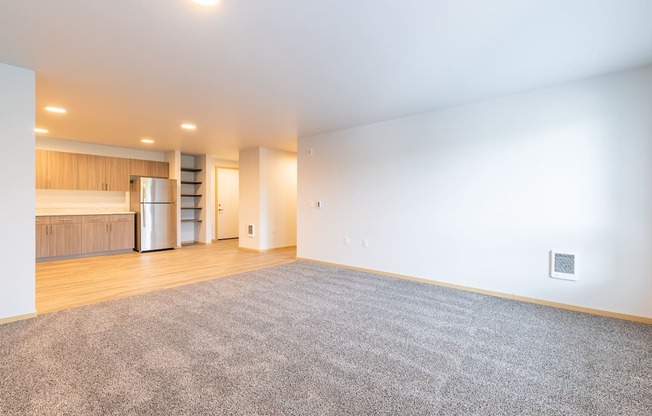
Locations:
35;148;173;260
33;139;295;315
35;142;215;261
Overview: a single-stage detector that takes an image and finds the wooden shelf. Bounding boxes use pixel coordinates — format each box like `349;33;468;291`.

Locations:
181;194;202;197
181;181;202;185
181;219;203;223
180;207;202;210
181;167;202;173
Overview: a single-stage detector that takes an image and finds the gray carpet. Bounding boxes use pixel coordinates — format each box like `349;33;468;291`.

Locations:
1;261;651;415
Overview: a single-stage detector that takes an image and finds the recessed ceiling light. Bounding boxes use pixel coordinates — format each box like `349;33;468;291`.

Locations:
192;0;220;6
181;123;197;130
34;128;49;134
141;138;154;144
44;106;67;114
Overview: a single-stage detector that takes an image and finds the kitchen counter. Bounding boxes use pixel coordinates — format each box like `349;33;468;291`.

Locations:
36;210;135;217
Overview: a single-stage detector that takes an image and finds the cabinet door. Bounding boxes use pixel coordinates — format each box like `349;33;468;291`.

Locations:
129;159;151;177
81;222;110;254
50;224;82;257
49;151;79;190
36;150;49;189
109;218;134;251
105;157;130;191
36;223;50;259
129;159;169;178
77;154;105;191
151;161;169;178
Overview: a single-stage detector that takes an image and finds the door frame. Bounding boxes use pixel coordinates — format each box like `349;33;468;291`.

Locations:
214;166;240;241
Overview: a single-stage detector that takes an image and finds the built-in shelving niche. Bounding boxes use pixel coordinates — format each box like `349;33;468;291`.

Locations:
180;155;205;244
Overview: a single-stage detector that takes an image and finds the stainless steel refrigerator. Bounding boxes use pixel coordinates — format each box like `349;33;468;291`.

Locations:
130;177;177;252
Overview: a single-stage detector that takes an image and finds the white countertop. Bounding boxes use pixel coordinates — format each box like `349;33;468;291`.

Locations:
36;209;135;217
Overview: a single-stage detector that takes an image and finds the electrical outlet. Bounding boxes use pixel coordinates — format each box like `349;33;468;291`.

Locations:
343;236;350;245
316;201;322;208
362;239;369;248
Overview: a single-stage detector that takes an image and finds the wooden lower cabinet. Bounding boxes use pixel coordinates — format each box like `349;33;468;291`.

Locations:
35;224;50;259
81;218;111;254
37;214;134;260
109;215;135;250
82;215;135;254
35;216;82;259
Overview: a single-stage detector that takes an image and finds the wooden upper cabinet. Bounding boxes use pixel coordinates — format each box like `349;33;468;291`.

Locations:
105;157;130;191
77;155;129;191
37;150;167;190
129;159;169;178
152;161;169;178
36;150;79;190
49;151;79;190
36;150;49;189
77;154;105;191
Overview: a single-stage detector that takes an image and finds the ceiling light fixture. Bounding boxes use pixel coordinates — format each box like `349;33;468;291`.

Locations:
34;128;49;134
141;138;154;144
192;0;220;6
44;106;67;114
181;123;197;130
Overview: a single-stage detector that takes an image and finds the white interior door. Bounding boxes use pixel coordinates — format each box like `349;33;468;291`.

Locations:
216;167;239;239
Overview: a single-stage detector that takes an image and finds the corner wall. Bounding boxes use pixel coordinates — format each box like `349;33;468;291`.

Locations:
0;62;35;321
298;66;652;319
239;147;297;251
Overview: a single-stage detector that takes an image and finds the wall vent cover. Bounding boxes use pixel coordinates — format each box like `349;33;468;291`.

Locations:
247;224;255;238
550;251;578;280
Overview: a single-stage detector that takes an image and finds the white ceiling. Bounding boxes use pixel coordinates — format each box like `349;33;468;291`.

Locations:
1;0;652;160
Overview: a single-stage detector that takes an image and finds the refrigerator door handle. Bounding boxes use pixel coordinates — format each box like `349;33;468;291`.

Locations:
141;205;146;228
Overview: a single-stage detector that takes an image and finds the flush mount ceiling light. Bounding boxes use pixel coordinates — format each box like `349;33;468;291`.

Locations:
192;0;220;6
34;128;49;134
181;123;197;130
44;106;67;114
141;138;154;144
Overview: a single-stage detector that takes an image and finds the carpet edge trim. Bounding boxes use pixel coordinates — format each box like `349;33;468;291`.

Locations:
0;312;37;326
296;257;652;325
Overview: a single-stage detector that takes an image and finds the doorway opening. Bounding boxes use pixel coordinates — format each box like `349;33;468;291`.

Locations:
215;166;239;240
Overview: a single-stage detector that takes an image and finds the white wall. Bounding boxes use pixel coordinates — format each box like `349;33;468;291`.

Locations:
0;63;35;320
259;148;297;250
238;148;261;250
165;150;182;247
298;66;652;319
36;137;166;161
36;190;128;213
239;147;297;251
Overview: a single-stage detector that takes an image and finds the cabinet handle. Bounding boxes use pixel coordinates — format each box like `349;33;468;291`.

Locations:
45;225;48;236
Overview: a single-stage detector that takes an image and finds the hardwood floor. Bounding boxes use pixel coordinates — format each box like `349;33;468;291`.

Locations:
36;239;296;314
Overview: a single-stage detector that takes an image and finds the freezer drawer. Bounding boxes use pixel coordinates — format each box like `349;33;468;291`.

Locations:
135;202;177;251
